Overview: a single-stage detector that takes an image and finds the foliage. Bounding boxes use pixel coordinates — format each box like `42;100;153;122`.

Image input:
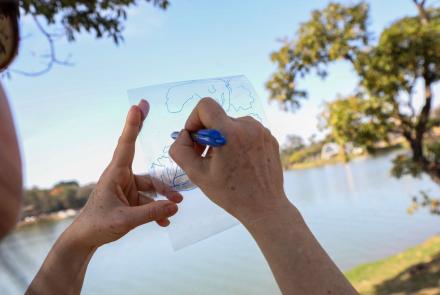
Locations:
12;0;170;75
408;190;440;215
289;142;323;164
22;181;95;218
266;2;369;110
267;0;440;186
280;134;306;168
19;0;169;44
359;7;440;97
321;96;390;156
282;134;305;154
282;140;325;168
391;154;424;178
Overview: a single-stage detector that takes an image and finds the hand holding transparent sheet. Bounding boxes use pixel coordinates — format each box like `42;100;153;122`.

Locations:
127;75;268;249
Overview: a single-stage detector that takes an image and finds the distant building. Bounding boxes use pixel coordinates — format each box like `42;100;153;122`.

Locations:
321;143;340;160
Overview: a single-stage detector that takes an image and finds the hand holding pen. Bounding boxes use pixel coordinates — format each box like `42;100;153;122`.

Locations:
171;129;227;147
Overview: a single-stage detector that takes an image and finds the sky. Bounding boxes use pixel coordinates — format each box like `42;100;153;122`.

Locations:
3;0;439;188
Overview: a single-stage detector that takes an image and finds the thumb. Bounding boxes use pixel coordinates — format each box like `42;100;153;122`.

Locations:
169;129;205;180
127;200;178;228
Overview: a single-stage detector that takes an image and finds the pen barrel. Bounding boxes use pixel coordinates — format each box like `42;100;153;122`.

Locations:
171;129;226;147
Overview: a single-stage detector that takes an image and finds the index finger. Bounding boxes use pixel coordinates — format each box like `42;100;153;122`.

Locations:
112;100;149;167
185;97;228;131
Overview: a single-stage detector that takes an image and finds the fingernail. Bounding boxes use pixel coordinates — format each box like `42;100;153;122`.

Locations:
138;99;150;120
166;203;178;215
173;193;183;203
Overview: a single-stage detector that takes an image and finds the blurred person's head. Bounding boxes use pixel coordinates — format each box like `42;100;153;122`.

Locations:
0;0;22;239
0;0;19;71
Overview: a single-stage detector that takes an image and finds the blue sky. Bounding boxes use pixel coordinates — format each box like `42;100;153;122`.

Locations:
3;0;437;188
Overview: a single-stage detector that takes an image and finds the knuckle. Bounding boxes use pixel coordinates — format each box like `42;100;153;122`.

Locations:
263;127;272;137
255;120;265;130
145;208;155;221
199;97;225;117
249;121;265;138
242;115;256;122
169;145;183;166
148;205;163;220
199;97;216;105
272;137;280;150
168;144;177;159
198;97;218;112
200;97;224;110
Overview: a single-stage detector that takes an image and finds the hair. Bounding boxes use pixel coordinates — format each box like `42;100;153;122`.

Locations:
0;0;19;70
0;0;19;18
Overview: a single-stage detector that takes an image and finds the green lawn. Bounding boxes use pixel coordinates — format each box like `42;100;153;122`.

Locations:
346;235;440;295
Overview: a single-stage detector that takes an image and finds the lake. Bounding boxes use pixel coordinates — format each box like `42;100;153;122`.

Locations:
1;153;440;294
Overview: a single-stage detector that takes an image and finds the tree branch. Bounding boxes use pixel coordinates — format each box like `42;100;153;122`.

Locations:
9;14;73;77
405;80;417;119
412;0;426;6
415;79;433;141
412;0;429;25
387;98;417;152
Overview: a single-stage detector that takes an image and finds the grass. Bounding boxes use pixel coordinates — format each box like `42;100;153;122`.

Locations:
346;235;440;295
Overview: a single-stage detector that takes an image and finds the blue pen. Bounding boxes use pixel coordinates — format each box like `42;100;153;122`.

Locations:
171;129;227;147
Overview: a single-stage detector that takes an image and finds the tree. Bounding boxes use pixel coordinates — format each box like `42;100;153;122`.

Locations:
266;2;369;111
280;134;305;168
320;95;390;160
283;134;305;152
51;181;80;209
75;183;96;207
11;0;170;76
266;0;440;185
21;181;96;218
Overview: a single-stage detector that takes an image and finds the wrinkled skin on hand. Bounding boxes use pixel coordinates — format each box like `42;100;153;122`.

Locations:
170;97;287;224
69;100;183;248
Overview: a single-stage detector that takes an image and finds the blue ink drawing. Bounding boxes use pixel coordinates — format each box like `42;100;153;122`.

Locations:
145;76;265;191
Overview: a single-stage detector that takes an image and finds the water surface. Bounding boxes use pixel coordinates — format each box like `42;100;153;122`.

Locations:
1;154;439;294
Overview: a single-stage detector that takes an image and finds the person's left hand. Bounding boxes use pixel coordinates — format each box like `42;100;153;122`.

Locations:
67;100;183;248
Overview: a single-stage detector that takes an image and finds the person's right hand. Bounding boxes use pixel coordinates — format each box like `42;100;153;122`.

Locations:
169;98;289;224
170;98;358;295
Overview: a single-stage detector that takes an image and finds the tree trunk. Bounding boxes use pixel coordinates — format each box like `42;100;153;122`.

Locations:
402;78;440;186
407;136;440;185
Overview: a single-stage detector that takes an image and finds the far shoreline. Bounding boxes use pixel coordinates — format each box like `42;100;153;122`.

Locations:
286;146;405;171
16;209;78;229
15;151;403;230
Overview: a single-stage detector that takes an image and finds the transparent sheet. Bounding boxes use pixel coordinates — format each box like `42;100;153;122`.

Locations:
127;75;268;250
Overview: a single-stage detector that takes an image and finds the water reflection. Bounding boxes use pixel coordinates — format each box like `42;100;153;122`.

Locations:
344;163;356;193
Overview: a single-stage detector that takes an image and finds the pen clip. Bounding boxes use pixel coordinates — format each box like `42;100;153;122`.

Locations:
171;129;226;147
193;129;226;147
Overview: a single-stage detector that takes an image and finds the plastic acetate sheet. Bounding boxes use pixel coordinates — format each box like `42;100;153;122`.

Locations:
127;75;268;250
